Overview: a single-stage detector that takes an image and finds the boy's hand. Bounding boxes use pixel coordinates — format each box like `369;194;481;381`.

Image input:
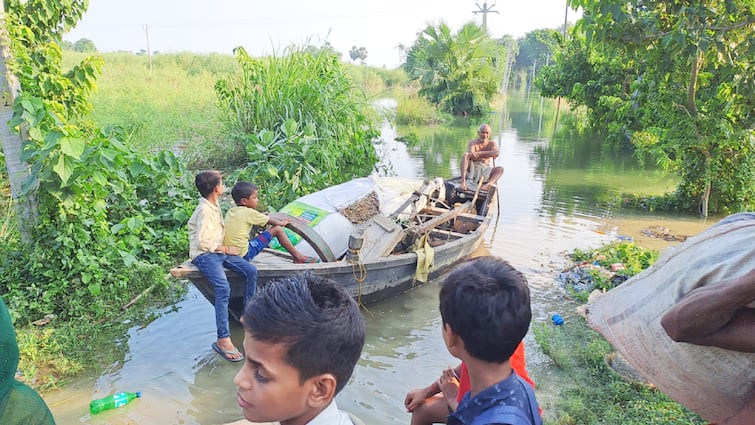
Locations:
270;218;291;227
217;245;239;255
404;386;434;412
439;368;460;411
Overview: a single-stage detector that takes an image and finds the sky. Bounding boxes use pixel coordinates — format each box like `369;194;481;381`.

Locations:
64;0;580;68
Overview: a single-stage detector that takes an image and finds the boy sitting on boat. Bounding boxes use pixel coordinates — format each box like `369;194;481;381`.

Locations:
223;181;319;264
234;272;366;425
439;257;542;425
189;170;258;362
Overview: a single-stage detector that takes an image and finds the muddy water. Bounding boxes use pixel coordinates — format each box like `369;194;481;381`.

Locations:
44;96;716;424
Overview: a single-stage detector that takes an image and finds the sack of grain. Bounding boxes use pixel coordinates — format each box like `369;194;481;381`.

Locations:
587;213;755;423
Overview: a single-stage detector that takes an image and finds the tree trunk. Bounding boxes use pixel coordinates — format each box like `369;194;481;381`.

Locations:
700;151;711;217
688;49;710;217
0;8;36;241
687;49;702;115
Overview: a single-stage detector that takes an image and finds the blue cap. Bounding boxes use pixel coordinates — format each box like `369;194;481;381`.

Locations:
136;391;142;398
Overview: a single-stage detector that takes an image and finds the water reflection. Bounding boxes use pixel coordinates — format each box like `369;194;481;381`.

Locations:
45;95;715;425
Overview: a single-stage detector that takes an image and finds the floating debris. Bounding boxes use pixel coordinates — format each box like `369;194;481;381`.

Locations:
640;226;688;242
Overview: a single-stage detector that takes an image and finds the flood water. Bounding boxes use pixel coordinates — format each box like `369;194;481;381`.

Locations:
44;95;717;424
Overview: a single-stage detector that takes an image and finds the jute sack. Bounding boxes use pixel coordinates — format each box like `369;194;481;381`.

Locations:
587;213;755;423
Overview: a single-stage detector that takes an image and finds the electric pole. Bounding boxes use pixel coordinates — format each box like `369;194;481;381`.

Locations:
144;24;152;71
473;2;499;31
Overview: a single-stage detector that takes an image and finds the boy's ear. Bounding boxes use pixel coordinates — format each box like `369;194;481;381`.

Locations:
306;373;337;408
442;323;464;354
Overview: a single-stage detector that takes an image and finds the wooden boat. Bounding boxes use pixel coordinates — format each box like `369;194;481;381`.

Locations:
170;176;497;322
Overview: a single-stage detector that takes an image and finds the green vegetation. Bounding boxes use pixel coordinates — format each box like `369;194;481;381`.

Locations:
540;0;755;216
403;22;507;116
567;242;659;300
396;91;445;125
535;318;705;424
511;29;560;91
214;46;380;206
63;51;236;155
536;241;702;424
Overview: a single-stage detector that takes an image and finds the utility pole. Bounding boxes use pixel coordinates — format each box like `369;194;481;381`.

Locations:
144;24;152;71
473;2;499;31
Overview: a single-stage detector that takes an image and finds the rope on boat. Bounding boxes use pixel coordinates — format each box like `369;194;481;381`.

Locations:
349;249;369;312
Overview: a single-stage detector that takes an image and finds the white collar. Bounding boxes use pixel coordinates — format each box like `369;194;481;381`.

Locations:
306;400;353;425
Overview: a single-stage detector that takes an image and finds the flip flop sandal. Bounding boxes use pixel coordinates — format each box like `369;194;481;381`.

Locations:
212;342;243;362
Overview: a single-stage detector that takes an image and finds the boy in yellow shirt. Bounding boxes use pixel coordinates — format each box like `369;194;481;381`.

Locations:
224;181;318;263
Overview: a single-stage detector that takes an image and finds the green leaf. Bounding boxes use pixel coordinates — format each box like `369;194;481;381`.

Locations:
53;154;74;185
88;282;102;296
28;127;44;141
122;253;138;267
59;137;86;158
266;164;279;177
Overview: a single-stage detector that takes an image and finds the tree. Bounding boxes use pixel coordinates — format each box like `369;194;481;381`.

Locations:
545;0;755;215
514;28;561;90
349;46;368;63
2;0;190;322
304;41;343;60
404;22;506;116
73;37;96;52
0;7;34;240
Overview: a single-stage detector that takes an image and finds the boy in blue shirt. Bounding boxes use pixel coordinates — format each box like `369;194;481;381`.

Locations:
439;257;541;425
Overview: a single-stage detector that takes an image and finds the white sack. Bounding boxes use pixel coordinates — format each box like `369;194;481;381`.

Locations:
587;213;755;423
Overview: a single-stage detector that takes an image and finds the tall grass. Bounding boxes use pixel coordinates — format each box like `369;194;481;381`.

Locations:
214;46;380;206
397;90;445;125
63;51;234;156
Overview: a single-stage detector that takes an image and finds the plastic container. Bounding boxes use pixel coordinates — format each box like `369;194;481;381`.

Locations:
89;391;141;414
551;314;565;326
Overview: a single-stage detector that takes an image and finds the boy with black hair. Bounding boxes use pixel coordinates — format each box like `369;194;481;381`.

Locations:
189;170;258;362
223;181;318;264
439;256;541;425
234;272;366;425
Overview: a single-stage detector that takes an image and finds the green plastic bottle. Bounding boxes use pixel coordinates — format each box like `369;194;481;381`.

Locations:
89;391;141;414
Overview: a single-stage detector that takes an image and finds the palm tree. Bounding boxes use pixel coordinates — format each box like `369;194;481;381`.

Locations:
405;22;504;116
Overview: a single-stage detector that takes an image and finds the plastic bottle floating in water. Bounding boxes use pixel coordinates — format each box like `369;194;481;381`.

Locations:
89;391;141;414
551;314;565;326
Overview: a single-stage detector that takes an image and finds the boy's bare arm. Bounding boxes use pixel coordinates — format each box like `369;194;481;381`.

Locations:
661;269;755;352
267;217;291;227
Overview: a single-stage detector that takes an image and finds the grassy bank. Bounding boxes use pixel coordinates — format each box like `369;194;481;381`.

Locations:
535;318;705;424
536;242;705;424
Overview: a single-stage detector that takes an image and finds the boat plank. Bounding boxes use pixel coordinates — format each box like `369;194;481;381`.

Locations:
358;215;405;260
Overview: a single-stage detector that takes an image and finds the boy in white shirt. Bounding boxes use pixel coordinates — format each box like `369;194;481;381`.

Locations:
188;170;258;362
234;272;365;425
